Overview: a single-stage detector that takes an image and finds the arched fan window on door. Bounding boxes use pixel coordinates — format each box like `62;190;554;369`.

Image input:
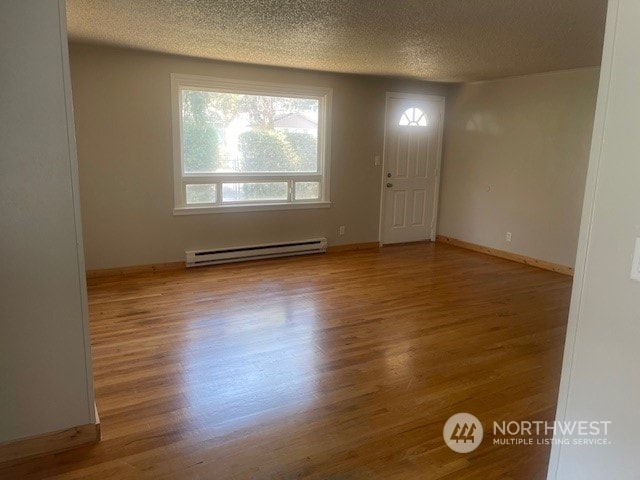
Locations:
398;107;428;127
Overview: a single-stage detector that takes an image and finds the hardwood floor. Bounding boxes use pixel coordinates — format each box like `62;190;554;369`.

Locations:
0;243;572;479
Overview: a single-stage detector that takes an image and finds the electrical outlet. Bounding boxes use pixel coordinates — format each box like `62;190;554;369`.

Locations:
339;225;346;236
631;237;640;282
374;155;381;166
506;232;512;242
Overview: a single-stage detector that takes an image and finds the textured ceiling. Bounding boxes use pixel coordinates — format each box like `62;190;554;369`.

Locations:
65;0;607;83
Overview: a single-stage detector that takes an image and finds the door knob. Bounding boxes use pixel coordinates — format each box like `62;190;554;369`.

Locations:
387;173;392;178
386;182;393;188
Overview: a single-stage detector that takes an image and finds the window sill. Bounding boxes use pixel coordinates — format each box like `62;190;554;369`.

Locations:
173;201;331;215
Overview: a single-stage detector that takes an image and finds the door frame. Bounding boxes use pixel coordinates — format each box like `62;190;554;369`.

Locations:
378;92;446;245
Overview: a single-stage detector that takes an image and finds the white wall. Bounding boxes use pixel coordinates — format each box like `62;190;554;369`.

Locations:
0;0;95;442
439;69;600;268
549;1;640;478
68;45;450;270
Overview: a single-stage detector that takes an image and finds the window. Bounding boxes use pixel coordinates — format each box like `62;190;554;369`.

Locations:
399;107;428;127
171;74;332;213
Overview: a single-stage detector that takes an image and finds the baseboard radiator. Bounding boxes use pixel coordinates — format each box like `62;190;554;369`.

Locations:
186;238;328;267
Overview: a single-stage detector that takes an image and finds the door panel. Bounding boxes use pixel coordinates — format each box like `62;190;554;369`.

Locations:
381;95;444;244
412;189;426;226
396;136;408;178
392;191;407;228
415;136;429;178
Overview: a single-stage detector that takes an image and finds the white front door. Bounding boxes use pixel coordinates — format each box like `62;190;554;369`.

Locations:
380;93;445;244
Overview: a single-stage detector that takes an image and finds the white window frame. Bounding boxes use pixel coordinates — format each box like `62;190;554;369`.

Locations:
171;73;332;214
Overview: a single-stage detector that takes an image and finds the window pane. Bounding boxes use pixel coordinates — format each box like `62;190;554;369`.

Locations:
295;182;320;200
222;182;288;202
399;107;428;127
181;89;319;174
186;184;217;204
182;91;222;173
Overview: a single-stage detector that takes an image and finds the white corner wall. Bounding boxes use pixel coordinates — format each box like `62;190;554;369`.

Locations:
0;0;95;442
438;68;600;268
549;0;640;478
